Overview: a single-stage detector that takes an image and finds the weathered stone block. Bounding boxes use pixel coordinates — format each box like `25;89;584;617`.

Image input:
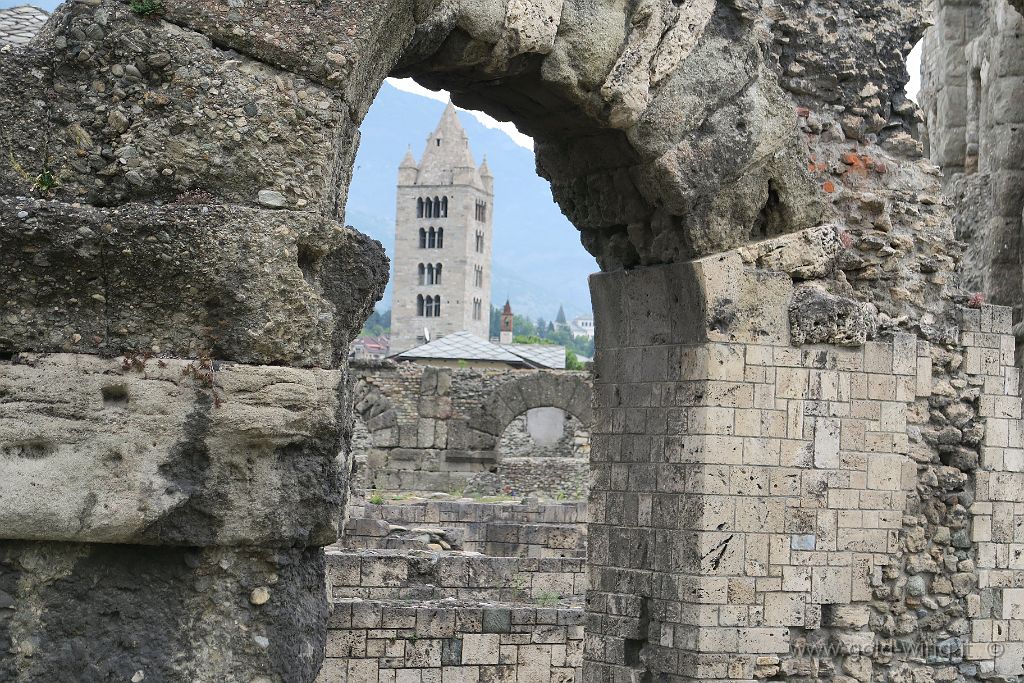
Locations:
0;541;327;682
0;354;343;546
0;199;386;366
2;0;353;213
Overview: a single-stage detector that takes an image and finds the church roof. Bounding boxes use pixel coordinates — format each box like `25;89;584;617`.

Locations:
504;344;567;370
0;5;48;48
396;331;528;366
414;102;483;187
395;330;566;369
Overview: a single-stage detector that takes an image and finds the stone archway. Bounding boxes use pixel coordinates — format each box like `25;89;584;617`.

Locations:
460;372;592;454
1;1;995;682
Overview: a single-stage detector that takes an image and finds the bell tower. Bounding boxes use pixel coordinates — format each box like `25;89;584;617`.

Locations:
499;299;514;345
389;104;494;354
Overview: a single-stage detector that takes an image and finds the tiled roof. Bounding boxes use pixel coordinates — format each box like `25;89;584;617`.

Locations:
397;331;528;365
396;331;566;369
0;5;48;48
505;343;566;370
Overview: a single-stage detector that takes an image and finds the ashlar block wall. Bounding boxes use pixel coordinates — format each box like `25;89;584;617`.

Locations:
585;227;1024;681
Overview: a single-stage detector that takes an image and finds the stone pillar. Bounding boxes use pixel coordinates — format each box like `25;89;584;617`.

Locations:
0;2;388;680
585;227;930;680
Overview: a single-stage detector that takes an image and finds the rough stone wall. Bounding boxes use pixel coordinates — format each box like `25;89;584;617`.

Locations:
465;456;590;499
319;599;583;682
351;362;592;491
497;413;584;459
0;1;388;680
921;0;1024;321
342;499;587;559
320;549;583;681
1;0;1008;681
327;551;585;604
585;221;1014;681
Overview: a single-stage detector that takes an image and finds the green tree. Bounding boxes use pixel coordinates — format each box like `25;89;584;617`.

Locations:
565;350;585;370
489;305;501;337
360;308;391;337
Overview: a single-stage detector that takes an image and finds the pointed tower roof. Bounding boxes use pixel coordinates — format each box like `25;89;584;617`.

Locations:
502;299;513;315
479;155;493;178
417;102;478;186
400;145;417;168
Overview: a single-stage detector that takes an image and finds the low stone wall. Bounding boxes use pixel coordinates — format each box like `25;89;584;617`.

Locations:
351;364;593;494
342;499;587;558
317;599;583;682
327;550;585;604
497;414;589;459
465;456;589;499
319;548;584;681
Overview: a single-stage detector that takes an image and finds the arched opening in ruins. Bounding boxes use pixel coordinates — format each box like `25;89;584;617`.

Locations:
487;408;590;500
5;2;1007;683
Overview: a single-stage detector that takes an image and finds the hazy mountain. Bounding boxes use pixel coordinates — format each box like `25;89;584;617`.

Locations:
345;83;597;321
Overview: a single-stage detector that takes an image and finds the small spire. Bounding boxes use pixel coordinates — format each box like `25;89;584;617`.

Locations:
502;299;513;315
400;145;417;168
479;155;493;177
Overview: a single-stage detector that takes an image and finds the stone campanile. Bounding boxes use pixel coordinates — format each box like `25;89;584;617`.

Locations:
390;102;494;353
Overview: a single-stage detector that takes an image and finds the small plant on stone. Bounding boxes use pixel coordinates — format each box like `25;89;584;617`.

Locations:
6;136;61;196
33;168;59;193
182;352;223;408
130;0;163;15
368;493;384;505
121;351;152;373
533;590;561;607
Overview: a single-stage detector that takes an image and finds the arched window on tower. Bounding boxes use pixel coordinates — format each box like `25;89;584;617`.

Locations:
416;198;424;218
428;228;436;249
425;198;433;219
441;197;448;217
432;295;441;317
433;197;441;218
418;263;426;286
426;263;435;285
417;294;425;316
419;228;426;249
434;263;442;285
437;227;444;249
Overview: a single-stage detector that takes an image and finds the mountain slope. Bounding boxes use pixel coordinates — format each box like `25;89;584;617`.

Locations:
345;83;596;320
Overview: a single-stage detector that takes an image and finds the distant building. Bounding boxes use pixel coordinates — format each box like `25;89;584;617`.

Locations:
499;299;514;345
389;103;494;354
350;336;390;361
570;316;595;339
555;305;568;330
396;331;565;370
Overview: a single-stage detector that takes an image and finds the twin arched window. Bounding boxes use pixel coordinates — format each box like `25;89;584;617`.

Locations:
419;227;444;249
416;196;448;219
417;295;442;317
418;263;443;286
